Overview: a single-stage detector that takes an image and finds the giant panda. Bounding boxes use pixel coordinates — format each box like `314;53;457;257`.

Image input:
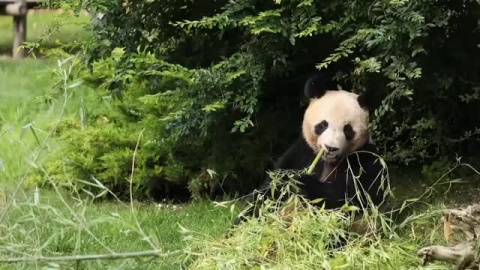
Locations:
235;72;389;225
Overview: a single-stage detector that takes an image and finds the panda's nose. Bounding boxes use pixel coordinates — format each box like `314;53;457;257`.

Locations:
324;144;339;153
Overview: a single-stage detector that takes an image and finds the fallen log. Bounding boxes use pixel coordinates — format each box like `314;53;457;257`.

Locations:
418;204;480;270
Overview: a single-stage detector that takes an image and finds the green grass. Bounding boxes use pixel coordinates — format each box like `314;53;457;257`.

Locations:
0;60;56;183
0;51;233;269
0;60;53;119
0;10;89;54
0;189;235;269
0;58;235;270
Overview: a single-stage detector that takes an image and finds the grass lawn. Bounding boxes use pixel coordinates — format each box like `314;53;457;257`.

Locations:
0;60;53;119
0;60;55;183
1;190;235;269
0;9;89;54
0;9;89;186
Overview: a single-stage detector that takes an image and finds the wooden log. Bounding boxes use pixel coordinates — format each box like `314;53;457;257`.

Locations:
11;0;27;59
418;204;480;270
2;3;28;15
13;16;26;58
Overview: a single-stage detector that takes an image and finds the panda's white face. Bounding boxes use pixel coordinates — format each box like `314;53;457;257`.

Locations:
302;90;370;164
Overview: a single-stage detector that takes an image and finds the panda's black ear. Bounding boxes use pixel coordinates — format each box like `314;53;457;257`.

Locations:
357;93;371;110
304;73;332;99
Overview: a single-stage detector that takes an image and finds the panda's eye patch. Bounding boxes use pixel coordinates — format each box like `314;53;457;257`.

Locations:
314;120;328;135
344;124;355;141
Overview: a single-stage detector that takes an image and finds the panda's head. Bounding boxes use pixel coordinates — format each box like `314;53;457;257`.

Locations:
302;73;371;164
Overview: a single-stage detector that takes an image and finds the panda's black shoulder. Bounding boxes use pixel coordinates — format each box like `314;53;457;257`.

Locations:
274;137;316;170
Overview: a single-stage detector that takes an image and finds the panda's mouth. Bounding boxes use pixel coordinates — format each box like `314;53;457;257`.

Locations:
323;153;340;164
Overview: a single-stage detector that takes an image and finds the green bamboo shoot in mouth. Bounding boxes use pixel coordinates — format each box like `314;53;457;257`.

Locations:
307;148;324;175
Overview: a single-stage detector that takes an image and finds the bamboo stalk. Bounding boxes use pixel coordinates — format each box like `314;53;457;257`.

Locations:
0;250;182;264
307;148;324;175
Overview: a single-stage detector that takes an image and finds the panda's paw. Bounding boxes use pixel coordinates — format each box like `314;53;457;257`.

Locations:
226;215;248;239
233;216;243;226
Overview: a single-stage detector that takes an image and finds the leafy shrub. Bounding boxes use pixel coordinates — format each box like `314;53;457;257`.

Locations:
32;49;276;199
37;0;480;199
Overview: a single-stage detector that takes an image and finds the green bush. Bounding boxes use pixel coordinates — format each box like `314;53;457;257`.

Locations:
36;0;480;199
33;49;275;199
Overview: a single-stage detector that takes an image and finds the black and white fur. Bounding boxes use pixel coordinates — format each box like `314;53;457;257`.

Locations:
235;73;388;225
